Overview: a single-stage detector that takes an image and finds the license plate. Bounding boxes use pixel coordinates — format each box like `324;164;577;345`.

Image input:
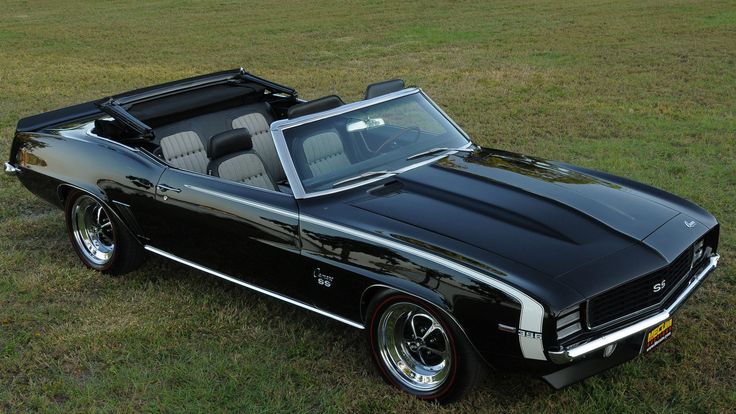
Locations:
645;318;673;352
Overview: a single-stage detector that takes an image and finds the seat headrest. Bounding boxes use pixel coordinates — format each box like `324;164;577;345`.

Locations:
207;128;253;159
287;95;344;119
364;79;405;100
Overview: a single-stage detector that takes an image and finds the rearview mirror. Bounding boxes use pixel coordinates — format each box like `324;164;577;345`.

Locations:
347;117;385;132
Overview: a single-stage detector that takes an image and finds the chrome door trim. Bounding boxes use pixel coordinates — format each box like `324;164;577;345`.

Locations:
144;245;364;329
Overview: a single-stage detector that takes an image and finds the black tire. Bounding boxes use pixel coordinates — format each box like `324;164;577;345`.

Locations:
367;291;484;403
64;190;145;275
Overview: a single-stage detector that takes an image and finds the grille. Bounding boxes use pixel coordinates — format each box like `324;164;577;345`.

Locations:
587;247;693;327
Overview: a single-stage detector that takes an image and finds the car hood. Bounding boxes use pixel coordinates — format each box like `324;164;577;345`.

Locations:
351;148;681;279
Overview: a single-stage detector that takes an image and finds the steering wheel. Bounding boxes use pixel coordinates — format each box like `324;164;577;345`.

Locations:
374;127;420;153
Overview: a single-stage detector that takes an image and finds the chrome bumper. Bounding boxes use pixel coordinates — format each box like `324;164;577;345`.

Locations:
4;162;20;176
548;254;720;364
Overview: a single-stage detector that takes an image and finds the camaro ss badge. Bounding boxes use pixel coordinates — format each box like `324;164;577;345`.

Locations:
653;279;666;293
684;220;696;228
313;268;334;288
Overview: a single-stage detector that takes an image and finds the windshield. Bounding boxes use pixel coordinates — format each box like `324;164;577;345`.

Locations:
282;93;470;194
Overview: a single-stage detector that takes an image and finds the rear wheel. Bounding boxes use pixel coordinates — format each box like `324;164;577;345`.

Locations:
64;190;144;275
367;292;483;403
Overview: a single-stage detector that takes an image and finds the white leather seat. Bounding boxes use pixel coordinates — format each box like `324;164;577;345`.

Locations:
159;131;208;173
214;153;275;190
232;113;285;183
155;102;279;178
206;128;276;191
303;131;350;177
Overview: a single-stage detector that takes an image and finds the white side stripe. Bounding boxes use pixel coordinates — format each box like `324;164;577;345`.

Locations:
144;245;364;329
181;187;547;360
299;215;547;361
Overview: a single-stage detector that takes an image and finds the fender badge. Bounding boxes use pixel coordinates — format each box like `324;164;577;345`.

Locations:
517;328;543;340
684;220;696;228
313;268;334;288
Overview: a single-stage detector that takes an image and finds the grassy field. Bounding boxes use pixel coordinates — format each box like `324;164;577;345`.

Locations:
1;0;735;412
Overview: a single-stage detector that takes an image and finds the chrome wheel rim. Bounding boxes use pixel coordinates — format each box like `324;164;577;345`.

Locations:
71;195;115;266
376;301;452;392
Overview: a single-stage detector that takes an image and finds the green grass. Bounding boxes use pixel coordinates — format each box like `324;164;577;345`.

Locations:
1;0;735;412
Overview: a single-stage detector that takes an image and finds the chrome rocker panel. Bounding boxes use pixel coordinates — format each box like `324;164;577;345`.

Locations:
548;254;720;364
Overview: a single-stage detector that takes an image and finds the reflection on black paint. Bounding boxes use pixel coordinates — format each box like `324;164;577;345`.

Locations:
392;233;508;277
302;229;429;282
440;148;620;187
125;175;154;189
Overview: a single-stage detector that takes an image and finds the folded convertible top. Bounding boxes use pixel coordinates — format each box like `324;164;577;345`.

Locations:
16;68;295;133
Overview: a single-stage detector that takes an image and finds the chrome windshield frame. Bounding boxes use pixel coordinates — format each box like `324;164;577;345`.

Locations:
269;88;474;199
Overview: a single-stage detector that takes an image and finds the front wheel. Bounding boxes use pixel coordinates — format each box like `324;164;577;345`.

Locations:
64;190;144;275
367;292;484;403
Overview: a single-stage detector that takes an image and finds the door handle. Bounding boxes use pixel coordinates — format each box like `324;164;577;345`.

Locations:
157;184;181;193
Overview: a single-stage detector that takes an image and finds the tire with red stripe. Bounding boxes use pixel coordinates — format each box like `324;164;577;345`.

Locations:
367;291;484;403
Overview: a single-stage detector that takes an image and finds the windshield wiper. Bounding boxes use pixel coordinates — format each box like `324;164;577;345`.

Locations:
406;146;475;160
332;170;395;188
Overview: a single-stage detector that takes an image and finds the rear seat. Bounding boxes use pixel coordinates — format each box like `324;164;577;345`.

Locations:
159;131;209;173
156;102;283;178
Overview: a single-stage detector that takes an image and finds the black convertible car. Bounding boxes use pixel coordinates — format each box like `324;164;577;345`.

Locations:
5;69;720;402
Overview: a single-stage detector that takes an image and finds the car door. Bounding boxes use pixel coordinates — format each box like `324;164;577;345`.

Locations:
135;167;307;300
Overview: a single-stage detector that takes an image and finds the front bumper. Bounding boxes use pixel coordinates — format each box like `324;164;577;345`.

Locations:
548;253;720;364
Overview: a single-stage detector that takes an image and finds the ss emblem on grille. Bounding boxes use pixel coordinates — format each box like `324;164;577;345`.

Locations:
653;279;666;293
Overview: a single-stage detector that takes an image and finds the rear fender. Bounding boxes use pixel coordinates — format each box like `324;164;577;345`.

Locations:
12;130;161;245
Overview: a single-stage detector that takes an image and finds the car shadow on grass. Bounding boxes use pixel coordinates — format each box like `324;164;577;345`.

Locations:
132;254;563;406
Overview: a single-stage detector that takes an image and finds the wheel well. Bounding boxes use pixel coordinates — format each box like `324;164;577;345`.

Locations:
360;285;391;323
360;285;451;324
359;285;451;325
360;284;494;370
55;184;144;248
57;184;73;204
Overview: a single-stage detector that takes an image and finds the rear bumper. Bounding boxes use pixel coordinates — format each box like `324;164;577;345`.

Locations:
4;162;20;176
548;253;719;364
